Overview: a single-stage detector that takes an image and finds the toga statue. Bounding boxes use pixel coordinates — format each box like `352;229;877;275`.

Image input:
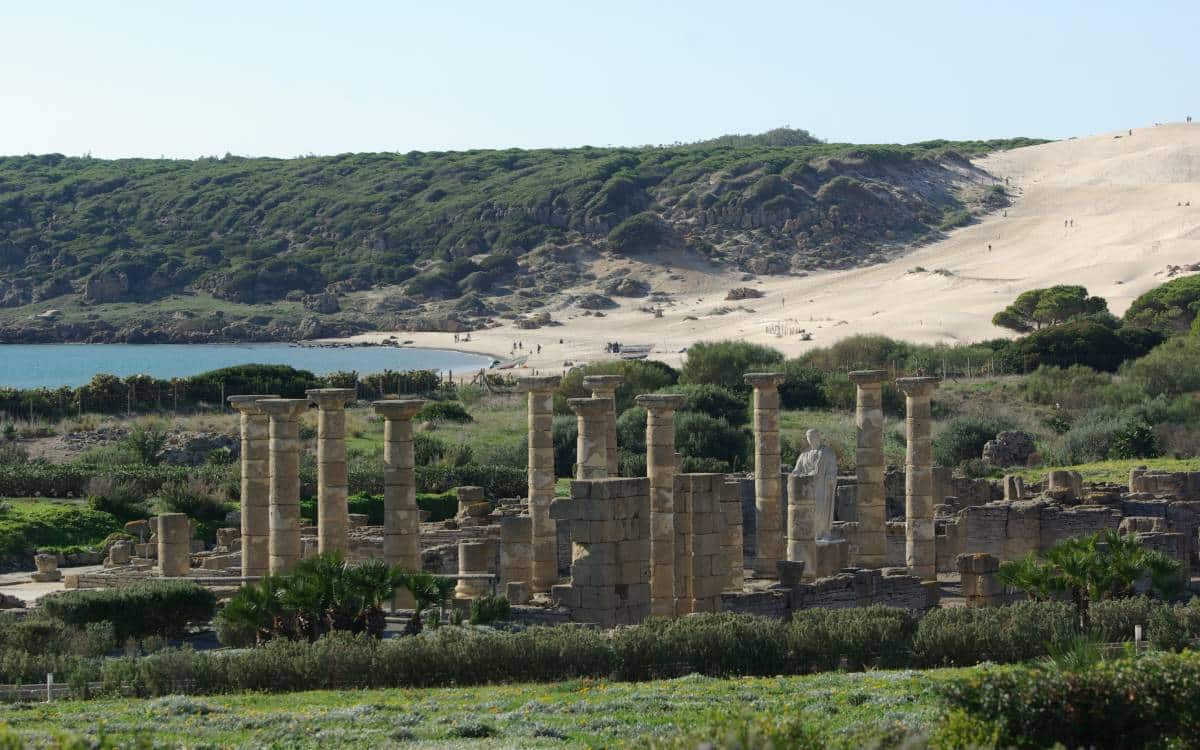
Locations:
792;428;837;540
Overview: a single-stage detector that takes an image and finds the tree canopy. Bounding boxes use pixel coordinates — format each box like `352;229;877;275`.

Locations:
992;286;1109;333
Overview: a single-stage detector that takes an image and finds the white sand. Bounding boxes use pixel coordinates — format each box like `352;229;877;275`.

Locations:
333;123;1200;374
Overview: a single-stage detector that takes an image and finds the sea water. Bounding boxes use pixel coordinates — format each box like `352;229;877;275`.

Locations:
0;343;495;389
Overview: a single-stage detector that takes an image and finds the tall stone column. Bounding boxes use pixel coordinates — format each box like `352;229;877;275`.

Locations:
569;397;610;479
896;377;941;580
848;370;888;568
373;400;426;573
520;375;560;593
259;399;310;575
227;394;277;577
306;388;356;556
636;393;685;617
584;374;623;477
745;372;786;575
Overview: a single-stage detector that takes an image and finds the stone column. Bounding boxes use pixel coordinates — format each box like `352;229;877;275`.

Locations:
500;515;533;603
157;513;191;577
259;398;310;575
745;372;786;575
896;377;940;580
584;374;623;476
520;375;560;593
373;400;426;571
455;540;494;600
227;394;277;578
306;388;356;556
786;473;815;575
848;370;888;568
569;397;610;479
635;394;685;618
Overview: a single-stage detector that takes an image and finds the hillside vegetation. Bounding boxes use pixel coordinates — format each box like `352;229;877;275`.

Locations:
0;131;1042;342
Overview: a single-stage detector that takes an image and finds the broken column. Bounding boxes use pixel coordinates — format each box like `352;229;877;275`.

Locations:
569;397;610;479
636;393;685;618
227;394;277;578
500;515;533;604
1003;475;1025;502
259;398;310;575
676;473;725;613
896;377;940;580
957;552;1002;607
157;512;191;577
786;472;816;577
455;540;494;601
373;400;426;572
550;477;651;628
584;374;623;477
306;388;356;556
745;372;786;575
848;370;888;568
520;375;560;594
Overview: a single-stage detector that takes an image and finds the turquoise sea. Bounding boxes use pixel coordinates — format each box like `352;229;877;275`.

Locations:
0;344;495;389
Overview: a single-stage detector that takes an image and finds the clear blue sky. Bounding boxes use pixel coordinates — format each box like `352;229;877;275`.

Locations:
2;0;1196;158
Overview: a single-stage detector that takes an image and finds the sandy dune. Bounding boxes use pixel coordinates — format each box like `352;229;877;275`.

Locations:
338;123;1200;373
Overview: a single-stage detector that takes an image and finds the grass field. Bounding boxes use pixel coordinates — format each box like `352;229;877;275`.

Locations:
1010;457;1200;485
0;669;960;748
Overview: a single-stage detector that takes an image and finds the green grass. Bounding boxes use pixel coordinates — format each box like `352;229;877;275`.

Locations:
0;669;961;748
1011;457;1200;485
0;498;118;557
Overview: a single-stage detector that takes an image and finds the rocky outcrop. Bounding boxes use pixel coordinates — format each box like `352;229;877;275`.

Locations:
982;431;1037;467
84;269;131;303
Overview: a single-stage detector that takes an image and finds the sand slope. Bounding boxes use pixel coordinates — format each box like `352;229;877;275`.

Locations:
341;123;1200;372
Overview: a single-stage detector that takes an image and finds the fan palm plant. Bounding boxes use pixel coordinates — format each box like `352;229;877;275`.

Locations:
397;571;457;635
215;574;286;646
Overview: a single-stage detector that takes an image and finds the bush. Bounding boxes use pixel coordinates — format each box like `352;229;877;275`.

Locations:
300;491;458;525
554;359;677;414
612;614;790;680
155;478;233;541
998;320;1162;372
778;361;828;410
1122;335;1200;396
679;341;784;394
86;479;150;523
933;415;1015;467
414;401;472;423
552;415;578;477
940;652;1200;749
674;412;751;471
666;383;749;426
41;580;217;641
122;422;168;466
911;601;1075;667
468;596;511;625
1124;274;1200;332
607;211;666;254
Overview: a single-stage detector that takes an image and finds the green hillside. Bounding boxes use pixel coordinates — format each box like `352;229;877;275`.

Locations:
0;131;1044;342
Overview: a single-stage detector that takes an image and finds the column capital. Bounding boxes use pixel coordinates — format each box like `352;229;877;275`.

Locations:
227;394;279;415
848;370;889;386
635;393;685;412
568;397;609;417
517;375;561;392
744;372;786;389
583;374;624;394
306;388;356;410
373;399;426;421
895;376;941;397
258;398;310;420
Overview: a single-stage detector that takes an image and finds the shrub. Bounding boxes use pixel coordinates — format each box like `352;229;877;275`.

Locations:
998;320;1162;372
1122;335;1200;396
552;415;578;477
86;479;151;523
679;341;784;394
607;211;666;254
1021;364;1112;410
940;652;1200;749
554;359;677;414
933;415;1014;467
468;596;511;625
156;478;233;541
122;422;168;465
911;601;1075;667
414;401;472;423
666;383;749;426
778;361;828;410
673;412;751;470
991;285;1109;333
611;614;791;680
1148;597;1200;651
788;606;918;671
41;580;217;641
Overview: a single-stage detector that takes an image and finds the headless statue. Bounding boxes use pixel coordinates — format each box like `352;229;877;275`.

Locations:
792;428;837;540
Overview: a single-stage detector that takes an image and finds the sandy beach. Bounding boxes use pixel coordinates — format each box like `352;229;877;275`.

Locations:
328;123;1200;375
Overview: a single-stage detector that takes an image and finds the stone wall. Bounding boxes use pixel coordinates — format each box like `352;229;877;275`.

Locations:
721;567;935;617
550;477;651;628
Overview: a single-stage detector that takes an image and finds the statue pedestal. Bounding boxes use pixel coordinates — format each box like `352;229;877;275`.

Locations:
812;538;849;580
